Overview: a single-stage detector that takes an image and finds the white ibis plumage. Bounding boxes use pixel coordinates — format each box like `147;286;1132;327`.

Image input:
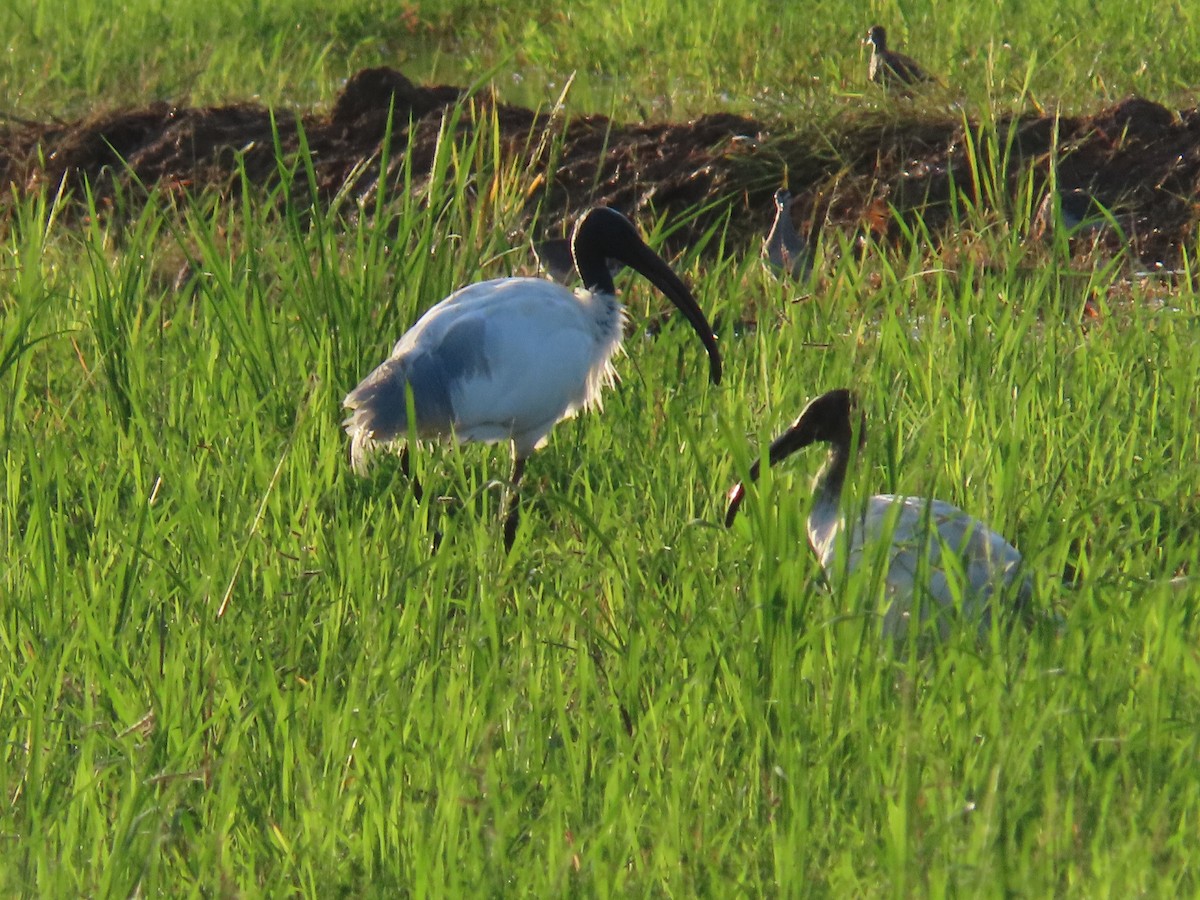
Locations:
865;25;931;89
763;189;811;281
344;206;722;549
725;389;1031;641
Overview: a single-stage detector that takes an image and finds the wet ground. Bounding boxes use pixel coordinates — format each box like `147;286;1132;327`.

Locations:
2;67;1198;267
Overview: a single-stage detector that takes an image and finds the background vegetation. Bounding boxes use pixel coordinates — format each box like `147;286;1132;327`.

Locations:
2;0;1199;894
4;0;1200;118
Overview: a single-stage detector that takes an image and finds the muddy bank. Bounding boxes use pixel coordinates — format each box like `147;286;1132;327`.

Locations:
2;67;1196;265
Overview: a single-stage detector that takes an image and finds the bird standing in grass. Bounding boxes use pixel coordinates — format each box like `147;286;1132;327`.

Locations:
725;389;1030;641
763;189;812;282
344;207;722;550
1031;188;1113;241
865;25;931;89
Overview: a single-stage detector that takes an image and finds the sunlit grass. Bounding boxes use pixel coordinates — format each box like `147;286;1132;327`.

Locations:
3;6;1200;896
3;0;1199;119
3;105;1200;893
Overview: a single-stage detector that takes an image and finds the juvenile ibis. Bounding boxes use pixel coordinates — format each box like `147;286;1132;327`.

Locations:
725;389;1031;641
865;25;931;89
763;189;811;282
344;206;722;549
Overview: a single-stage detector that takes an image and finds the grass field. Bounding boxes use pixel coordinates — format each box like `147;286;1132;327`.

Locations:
5;0;1200;117
4;0;1200;895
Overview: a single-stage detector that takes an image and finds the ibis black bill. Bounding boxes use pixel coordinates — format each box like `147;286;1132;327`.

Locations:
572;207;722;385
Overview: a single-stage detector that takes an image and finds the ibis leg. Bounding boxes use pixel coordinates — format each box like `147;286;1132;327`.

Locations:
398;446;442;554
502;456;527;552
399;446;424;503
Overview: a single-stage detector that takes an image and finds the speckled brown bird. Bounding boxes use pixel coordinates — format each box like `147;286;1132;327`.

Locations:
865;25;930;88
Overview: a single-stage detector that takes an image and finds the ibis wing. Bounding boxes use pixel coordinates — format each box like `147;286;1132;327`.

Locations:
448;306;608;453
345;276;626;461
839;495;1025;636
412;278;622;453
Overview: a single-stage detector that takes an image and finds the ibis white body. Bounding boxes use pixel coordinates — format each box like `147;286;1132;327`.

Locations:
344;277;624;469
344;206;721;549
809;490;1028;641
727;389;1030;641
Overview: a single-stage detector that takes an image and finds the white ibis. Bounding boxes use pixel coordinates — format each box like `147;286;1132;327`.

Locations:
725;389;1031;641
763;189;811;282
865;25;931;89
344;206;722;549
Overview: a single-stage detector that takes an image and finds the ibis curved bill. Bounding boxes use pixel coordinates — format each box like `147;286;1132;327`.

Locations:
725;389;1031;641
344;206;721;549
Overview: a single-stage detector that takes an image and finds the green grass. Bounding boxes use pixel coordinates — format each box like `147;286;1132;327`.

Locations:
4;2;1200;895
3;0;1200;120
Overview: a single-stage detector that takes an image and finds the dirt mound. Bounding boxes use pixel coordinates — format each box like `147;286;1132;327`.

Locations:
2;67;1198;265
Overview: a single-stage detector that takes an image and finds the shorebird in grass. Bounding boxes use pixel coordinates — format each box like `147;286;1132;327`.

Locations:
865;25;931;89
725;389;1031;642
1031;188;1116;242
344;207;722;550
763;189;812;282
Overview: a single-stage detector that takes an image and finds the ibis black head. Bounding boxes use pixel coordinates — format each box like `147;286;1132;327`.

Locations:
724;389;860;527
865;25;888;49
571;207;722;386
534;237;626;286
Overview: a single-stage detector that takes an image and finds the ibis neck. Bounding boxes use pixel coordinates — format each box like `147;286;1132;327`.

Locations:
810;437;851;531
575;251;616;296
579;290;625;345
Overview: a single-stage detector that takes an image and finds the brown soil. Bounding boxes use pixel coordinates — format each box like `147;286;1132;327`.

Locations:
2;66;1198;266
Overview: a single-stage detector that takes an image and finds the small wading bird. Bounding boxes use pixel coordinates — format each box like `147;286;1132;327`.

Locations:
763;189;812;282
724;389;1031;642
865;25;930;89
344;207;722;549
1031;188;1112;241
